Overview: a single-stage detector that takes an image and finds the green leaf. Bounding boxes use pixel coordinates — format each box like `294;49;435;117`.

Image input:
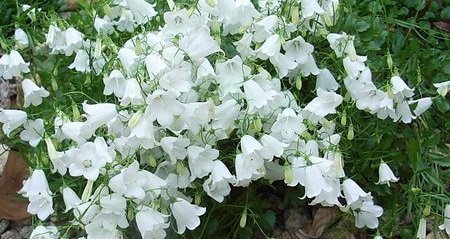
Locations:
356;20;370;32
441;7;450;19
435;97;450;113
262;211;276;230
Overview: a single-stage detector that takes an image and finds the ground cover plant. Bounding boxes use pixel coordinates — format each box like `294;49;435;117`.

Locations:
0;0;449;238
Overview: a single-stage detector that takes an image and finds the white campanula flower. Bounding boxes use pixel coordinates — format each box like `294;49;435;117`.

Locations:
327;32;356;58
67;137;115;181
343;55;367;79
376;161;399;186
0;50;30;79
81;102;118;138
84;213;124;239
0;109;27;137
62;187;82;212
187;145;219;180
304;88;343;118
128;110;155;149
394;100;415;124
391;76;414;100
99;193;128;227
257;34;281;60
300;0;324;19
297;53;321;77
417;218;427;239
68;49;90;73
253;15;279;43
439;205;450;234
243;79;277;113
284;36;314;65
212;99;241;131
61;122;87;145
352;200;383;229
309;177;343;207
126;0;157;24
434;80;450;97
14;28;29;48
234;32;255;59
20;119;44;147
118;47;140;75
216;55;246;97
240;135;263;156
136;206;169;239
120;78;145;106
64;27;84;56
45;24;66;54
170;198;206;234
19;169;54;220
235;153;265;186
109;161;147;199
116;9;136;32
269;52;297;78
22;78;50;107
30;225;59;239
342;178;372;206
160;136;190;163
259;134;287;161
162;9;192;36
94;16;114;35
203;160;236;202
180;28;221;62
270;108;306;142
103;70;127;98
145;53;168;78
409;97;432;117
316;68;339;92
290;156;333;199
146;90;185;128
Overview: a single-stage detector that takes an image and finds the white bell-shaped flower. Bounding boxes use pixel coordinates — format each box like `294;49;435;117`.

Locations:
136;206;169;239
0;50;30;79
352;200;383;229
439;205;450;234
170;198;206;234
187;145;219;180
180;28;221;62
14;28;29;47
376;161;399;186
0;109;27;137
30;226;59;239
64;27;84;56
127;0;157;25
109;161;148;199
342;178;372;206
304;88;343;117
391;76;414;100
20;119;44;147
22;78;50;107
121;78;145;106
434;80;450;97
103;70;127;98
300;0;324;18
94;16;114;35
68;49;90;73
316;68;339;92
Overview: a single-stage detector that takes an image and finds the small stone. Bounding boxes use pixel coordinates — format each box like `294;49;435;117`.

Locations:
0;220;9;234
1;229;20;239
18;225;33;239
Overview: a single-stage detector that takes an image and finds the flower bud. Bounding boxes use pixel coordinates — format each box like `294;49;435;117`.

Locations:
347;124;354;140
128;110;143;128
81;180;94;202
239;208;247;228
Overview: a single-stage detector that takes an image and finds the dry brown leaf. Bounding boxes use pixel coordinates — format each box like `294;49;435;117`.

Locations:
434;21;450;33
0;151;30;220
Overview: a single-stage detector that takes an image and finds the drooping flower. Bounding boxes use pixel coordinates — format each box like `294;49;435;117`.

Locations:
352;200;383;229
68;49;90;73
304;88;343;117
439;205;450;234
342;178;372;206
0;50;30;79
187;145;219;180
30;226;59;239
22;78;50;107
19;169;54;220
170;198;206;234
64;27;84;56
20;119;45;147
109;161;148;199
376;161;399;186
127;0;157;24
94;16;114;35
434;80;450;97
14;28;29;48
0;109;27;137
103;70;127;98
120;78;145;106
136;206;169;239
179;28;221;62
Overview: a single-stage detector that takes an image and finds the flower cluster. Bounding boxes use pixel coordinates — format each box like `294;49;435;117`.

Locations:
0;0;448;238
